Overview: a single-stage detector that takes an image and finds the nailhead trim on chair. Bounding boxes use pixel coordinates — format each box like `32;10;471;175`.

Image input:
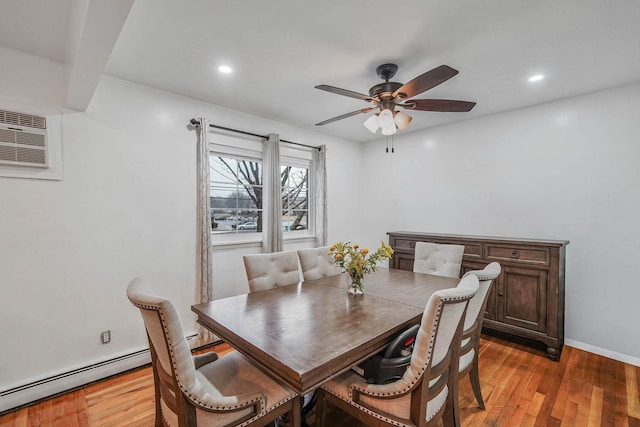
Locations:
462;263;501;281
325;386;448;426
347;293;473;399
158;308;268;415
337;290;471;425
130;299;273;418
347;291;468;400
349;301;442;399
348;300;446;402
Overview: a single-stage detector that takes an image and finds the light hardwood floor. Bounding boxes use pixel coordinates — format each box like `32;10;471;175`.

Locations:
1;334;639;426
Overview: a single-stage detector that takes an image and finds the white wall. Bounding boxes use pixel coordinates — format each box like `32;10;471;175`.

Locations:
360;83;640;363
0;75;362;399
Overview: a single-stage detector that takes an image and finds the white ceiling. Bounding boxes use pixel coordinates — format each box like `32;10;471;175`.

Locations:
2;0;640;141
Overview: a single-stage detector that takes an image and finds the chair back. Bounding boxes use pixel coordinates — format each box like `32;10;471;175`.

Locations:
127;278;244;426
297;246;341;281
461;262;501;333
127;278;197;388
349;275;478;426
413;242;465;278
127;279;200;426
243;251;302;292
405;274;478;383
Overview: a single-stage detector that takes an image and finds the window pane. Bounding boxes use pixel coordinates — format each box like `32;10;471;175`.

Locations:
210;155;262;234
281;165;308;233
283;210;308;231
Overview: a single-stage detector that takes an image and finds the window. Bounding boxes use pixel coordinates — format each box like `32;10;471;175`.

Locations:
210;155;263;234
281;164;309;232
208;131;314;244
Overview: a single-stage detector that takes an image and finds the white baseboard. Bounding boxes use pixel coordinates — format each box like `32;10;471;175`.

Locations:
0;349;150;413
565;339;640;367
0;334;200;413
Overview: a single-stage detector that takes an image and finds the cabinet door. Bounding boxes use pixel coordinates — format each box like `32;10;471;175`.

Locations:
497;266;548;333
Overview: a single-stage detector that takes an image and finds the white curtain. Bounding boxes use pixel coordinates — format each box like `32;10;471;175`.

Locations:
313;145;328;246
196;117;214;342
263;133;283;253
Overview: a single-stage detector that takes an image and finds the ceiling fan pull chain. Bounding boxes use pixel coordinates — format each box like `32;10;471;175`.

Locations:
385;135;395;153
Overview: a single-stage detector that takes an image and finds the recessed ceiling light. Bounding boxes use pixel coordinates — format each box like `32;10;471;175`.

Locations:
528;74;544;82
218;65;232;74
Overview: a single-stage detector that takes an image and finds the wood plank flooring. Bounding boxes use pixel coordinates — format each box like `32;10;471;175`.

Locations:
1;334;639;426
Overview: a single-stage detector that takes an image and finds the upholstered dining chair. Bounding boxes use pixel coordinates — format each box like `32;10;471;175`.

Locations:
315;274;479;427
453;262;501;427
244;250;316;425
413;242;465;279
242;250;302;293
297;246;341;281
126;278;300;427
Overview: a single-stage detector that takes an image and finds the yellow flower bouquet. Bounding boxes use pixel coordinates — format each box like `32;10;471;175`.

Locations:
328;241;394;294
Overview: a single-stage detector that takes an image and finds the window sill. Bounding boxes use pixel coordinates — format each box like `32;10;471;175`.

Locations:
211;233;316;251
212;238;262;251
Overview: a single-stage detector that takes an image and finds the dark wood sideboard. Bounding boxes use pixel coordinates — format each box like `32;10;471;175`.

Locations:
388;231;569;360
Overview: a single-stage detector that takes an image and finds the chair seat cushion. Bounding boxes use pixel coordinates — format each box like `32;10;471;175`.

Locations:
194;351;296;426
322;369;448;425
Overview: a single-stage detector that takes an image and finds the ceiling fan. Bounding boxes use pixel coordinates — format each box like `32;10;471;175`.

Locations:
314;63;476;135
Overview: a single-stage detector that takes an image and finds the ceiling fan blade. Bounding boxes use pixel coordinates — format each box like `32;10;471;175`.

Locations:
393;65;459;99
315;108;376;126
315;85;372;101
402;99;476;112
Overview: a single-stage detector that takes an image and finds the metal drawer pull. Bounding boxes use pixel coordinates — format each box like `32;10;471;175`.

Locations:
410;242;415;248
498;292;503;296
511;250;519;259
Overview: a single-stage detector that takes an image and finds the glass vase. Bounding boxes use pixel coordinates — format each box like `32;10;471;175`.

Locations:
347;274;364;294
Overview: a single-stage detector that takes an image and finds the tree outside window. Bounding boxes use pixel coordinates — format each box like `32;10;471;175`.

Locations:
210;155;309;234
281;165;308;231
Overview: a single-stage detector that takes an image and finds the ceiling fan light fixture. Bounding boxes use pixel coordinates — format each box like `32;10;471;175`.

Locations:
378;109;395;128
381;125;397;136
394;111;412;131
363;114;379;133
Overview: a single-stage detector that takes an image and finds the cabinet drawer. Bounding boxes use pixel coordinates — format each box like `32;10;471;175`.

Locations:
392;238;418;251
486;244;549;265
461;242;483;259
392;238;482;259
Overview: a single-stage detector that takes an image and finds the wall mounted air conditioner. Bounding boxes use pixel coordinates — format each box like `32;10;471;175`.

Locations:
0;109;48;168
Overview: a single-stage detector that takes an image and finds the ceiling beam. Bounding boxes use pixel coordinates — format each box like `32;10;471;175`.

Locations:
64;0;134;111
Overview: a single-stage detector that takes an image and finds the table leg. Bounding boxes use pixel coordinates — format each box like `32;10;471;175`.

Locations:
276;391;316;427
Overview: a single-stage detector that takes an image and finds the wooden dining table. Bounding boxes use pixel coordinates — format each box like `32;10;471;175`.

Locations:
191;268;459;402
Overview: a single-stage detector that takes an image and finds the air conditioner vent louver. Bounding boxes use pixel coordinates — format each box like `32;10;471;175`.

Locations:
16;132;45;147
0;110;46;129
0;109;48;168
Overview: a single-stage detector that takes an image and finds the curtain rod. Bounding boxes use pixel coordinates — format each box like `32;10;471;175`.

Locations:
189;119;321;151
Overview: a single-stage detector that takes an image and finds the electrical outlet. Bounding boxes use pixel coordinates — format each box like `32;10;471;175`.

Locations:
101;330;111;344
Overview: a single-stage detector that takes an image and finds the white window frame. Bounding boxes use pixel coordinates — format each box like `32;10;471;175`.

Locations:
280;150;314;241
209;130;316;247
